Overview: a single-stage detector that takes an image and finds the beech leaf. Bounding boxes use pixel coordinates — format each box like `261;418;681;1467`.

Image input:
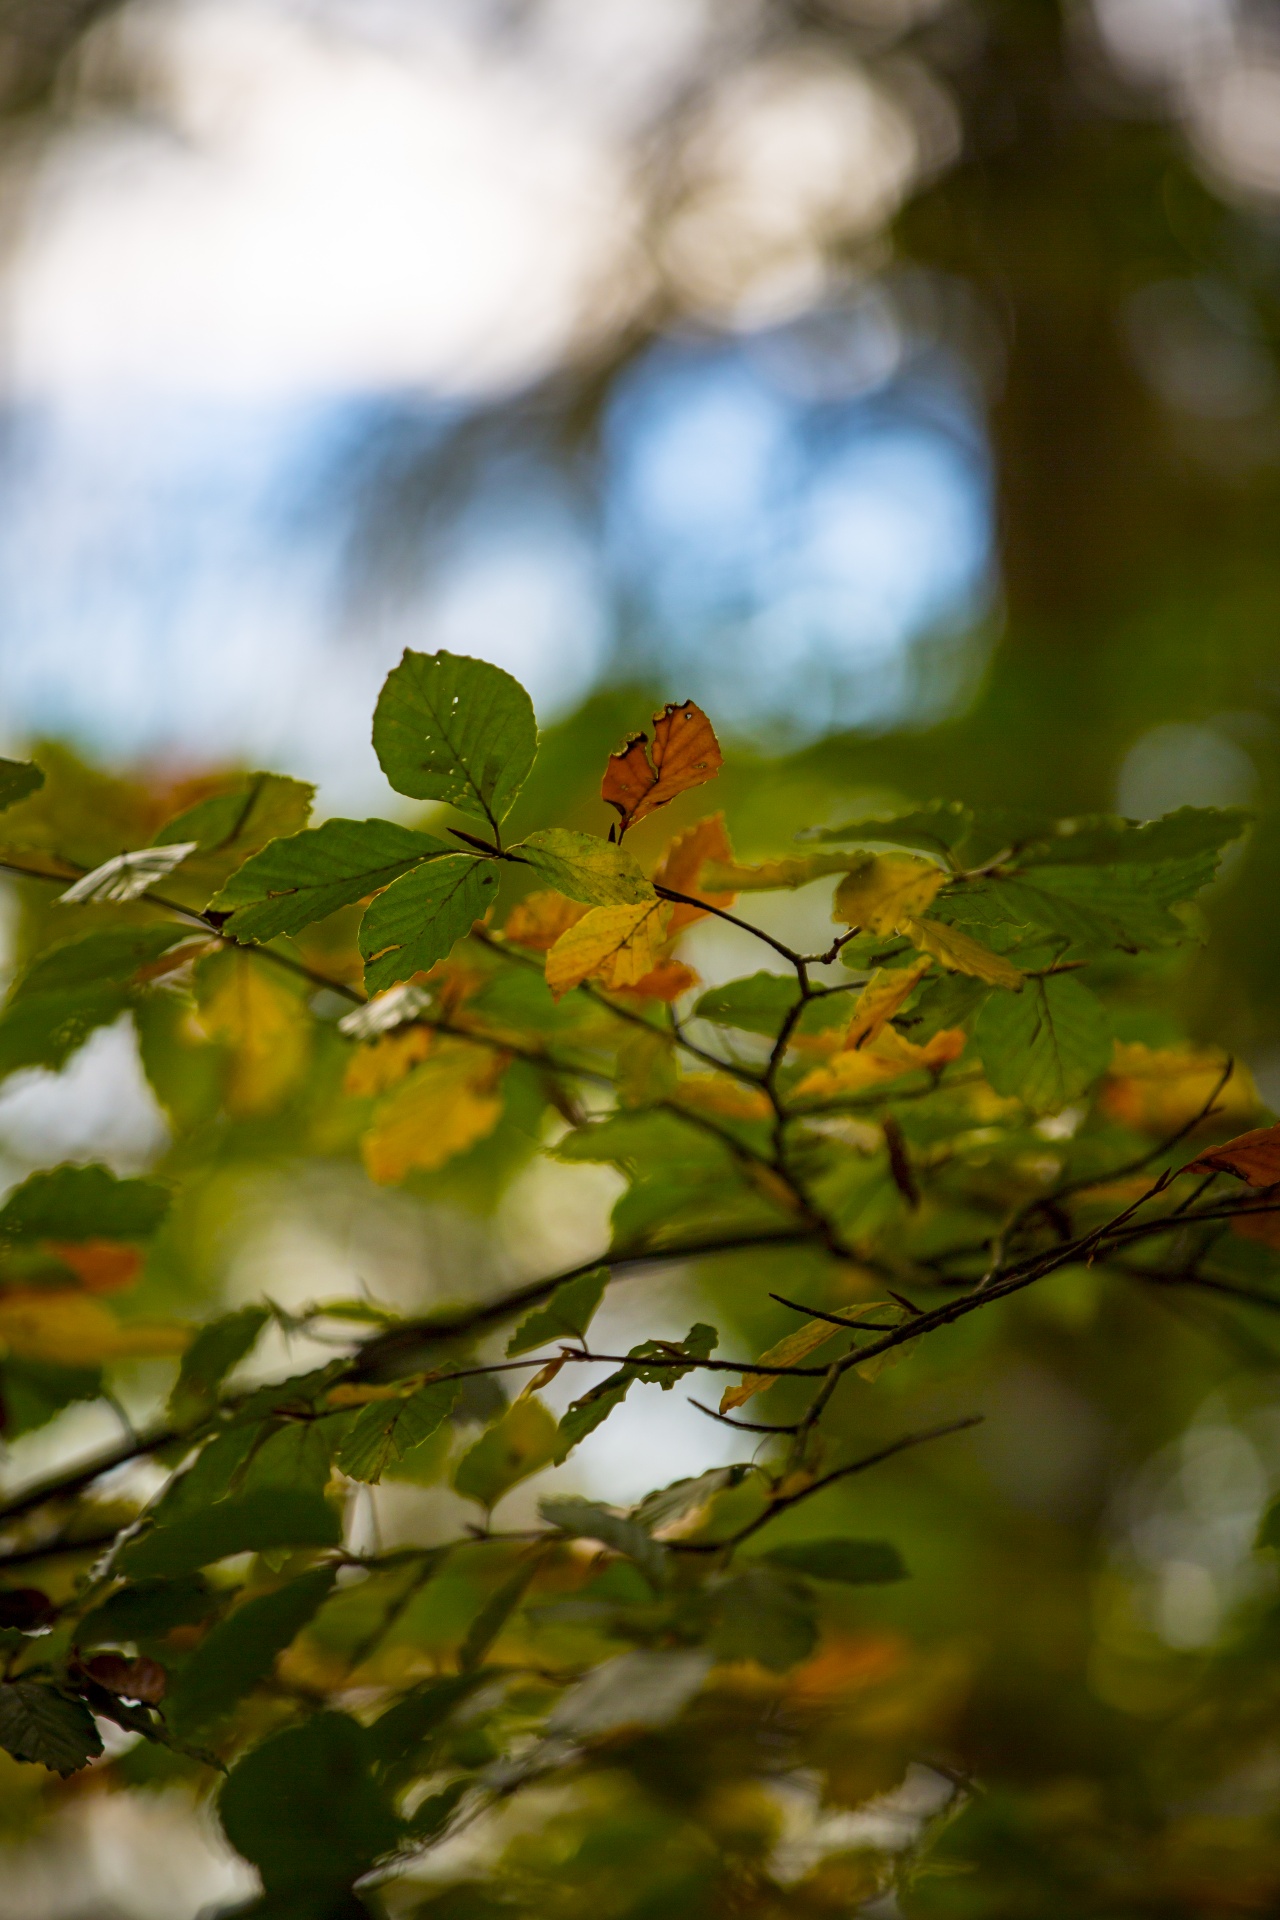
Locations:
514;829;654;906
372;647;537;828
545;899;670;997
1186;1124;1280;1187
359;854;498;994
601;700;723;836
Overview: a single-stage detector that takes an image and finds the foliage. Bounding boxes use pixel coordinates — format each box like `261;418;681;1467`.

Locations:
0;653;1276;1914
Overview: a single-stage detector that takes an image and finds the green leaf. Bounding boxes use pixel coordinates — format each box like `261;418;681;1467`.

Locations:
547;1648;711;1738
0;1163;170;1242
209;818;452;942
453;1397;558;1508
359;855;498;994
241;1421;335;1499
0;1681;103;1774
13;927;184;1000
553;1325;718;1464
693;973;802;1037
1257;1499;1280;1550
156;773;315;902
553;1372;633;1464
0;985;131;1081
1015;805;1250;869
506;1268;607;1356
539;1496;667;1589
808;803;974;856
759;1539;907;1584
0;1357;103;1438
76;1576;218;1649
458;1555;543;1670
975;975;1112;1112
120;1491;341;1578
513;828;654;906
0;759;43;813
219;1712;401;1893
372;648;538;828
166;1568;336;1734
710;1565;818;1671
366;1674;485;1779
336;1379;460;1484
169;1306;271;1422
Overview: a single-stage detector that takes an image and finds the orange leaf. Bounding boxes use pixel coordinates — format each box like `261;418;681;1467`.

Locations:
82;1652;167;1705
44;1240;142;1293
652;813;737;932
601;700;723;837
1100;1044;1258;1137
675;1074;772;1123
843;961;932;1051
360;1043;507;1184
504;890;588;952
612;959;700;1003
1186;1124;1280;1188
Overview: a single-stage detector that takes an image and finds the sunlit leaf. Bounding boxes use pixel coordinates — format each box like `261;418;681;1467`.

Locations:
359;1043;506;1183
0;1290;188;1366
601;700;722;836
545;899;670;997
372;648;538;827
652;812;737;931
359;854;498;994
832;854;947;934
195;948;312;1115
210;818;450;941
514;829;654;906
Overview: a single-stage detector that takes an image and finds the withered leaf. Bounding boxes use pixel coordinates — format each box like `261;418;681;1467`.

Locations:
1187;1124;1280;1188
602;701;723;838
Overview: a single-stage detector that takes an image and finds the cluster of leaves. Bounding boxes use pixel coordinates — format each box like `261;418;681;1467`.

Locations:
0;653;1276;1916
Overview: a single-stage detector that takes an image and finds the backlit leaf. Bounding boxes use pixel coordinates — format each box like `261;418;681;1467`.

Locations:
843;961;933;1049
372;648;538;828
545;899;670;997
195;949;312;1115
506;1268;607;1355
1186;1124;1280;1187
721;1318;842;1412
832;854;947;934
503;890;588;951
453;1397;559;1508
613;961;698;1003
210;818;450;941
0;1681;102;1775
904;916;1024;988
359;1043;506;1183
359;855;498;994
652;813;736;931
601;700;722;837
976;974;1112;1113
513;829;654;906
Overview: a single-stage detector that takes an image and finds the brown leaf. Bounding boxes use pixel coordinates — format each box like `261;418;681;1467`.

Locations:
82;1652;167;1705
601;700;723;837
504;890;588;952
0;1588;53;1630
612;960;700;1003
652;814;736;932
44;1241;142;1294
1186;1124;1280;1187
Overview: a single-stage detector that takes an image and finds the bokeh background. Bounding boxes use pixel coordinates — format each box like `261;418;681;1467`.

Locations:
3;0;1280;1912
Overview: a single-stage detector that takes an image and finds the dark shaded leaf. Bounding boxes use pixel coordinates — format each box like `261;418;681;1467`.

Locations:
0;1163;170;1242
539;1496;667;1588
711;1565;818;1671
0;1680;102;1774
166;1569;336;1734
506;1268;607;1356
759;1539;907;1584
169;1306;271;1422
76;1576;218;1649
453;1398;558;1508
808;802;974;855
336;1379;460;1483
219;1712;401;1893
458;1555;543;1670
121;1492;341;1578
0;759;43;812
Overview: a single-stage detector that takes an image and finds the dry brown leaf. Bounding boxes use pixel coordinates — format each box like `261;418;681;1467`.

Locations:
612;959;699;1003
652;813;736;932
344;1026;433;1098
44;1240;142;1293
545;900;671;998
601;700;723;837
832;855;946;934
0;1291;190;1366
361;1043;507;1184
81;1652;167;1705
903;917;1024;989
1100;1043;1258;1136
1186;1123;1280;1188
721;1317;847;1412
504;890;588;952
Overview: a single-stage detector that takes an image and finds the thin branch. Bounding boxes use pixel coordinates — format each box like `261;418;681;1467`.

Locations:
652;884;806;971
769;1293;897;1332
689;1400;801;1434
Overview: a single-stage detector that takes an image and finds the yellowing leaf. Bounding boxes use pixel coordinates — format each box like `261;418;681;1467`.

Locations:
832;855;946;934
903;917;1024;989
361;1043;506;1184
652;814;736;932
720;1318;844;1412
612;960;699;1002
674;1074;772;1122
343;1026;433;1098
503;891;588;952
44;1240;142;1293
545;901;671;998
1100;1043;1258;1136
793;1026;966;1100
701;852;859;892
0;1291;189;1366
601;700;723;836
195;950;311;1117
843;961;933;1050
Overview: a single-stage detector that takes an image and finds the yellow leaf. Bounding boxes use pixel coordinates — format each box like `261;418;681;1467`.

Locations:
793;1025;965;1100
843;961;933;1050
544;900;671;998
1100;1043;1259;1137
361;1042;506;1184
701;852;860;892
832;855;946;934
504;890;588;952
674;1074;773;1122
0;1291;190;1366
903;917;1023;989
721;1317;844;1412
343;1026;433;1098
195;949;311;1116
